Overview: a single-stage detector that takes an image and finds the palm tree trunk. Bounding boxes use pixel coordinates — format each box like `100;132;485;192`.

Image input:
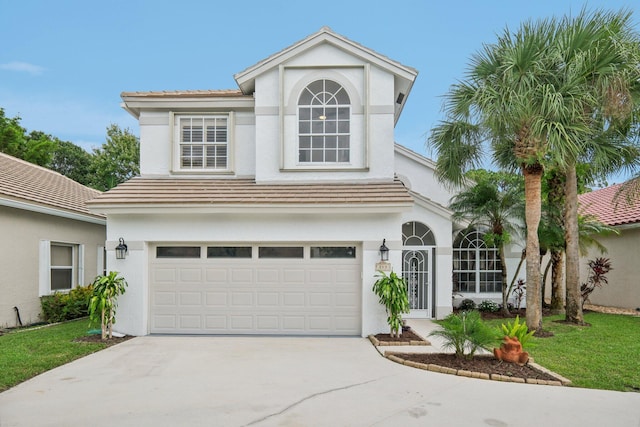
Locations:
499;245;510;315
564;163;584;324
550;249;565;314
523;164;543;332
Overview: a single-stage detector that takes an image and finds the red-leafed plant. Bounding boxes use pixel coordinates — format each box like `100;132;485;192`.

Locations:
580;257;612;309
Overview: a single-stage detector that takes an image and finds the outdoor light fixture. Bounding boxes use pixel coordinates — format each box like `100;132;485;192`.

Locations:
115;238;128;260
379;239;389;262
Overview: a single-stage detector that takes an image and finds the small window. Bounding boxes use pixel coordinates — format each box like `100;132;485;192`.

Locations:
310;247;356;258
207;247;252;258
51;244;74;291
258;247;304;258
156;247;201;258
176;115;229;171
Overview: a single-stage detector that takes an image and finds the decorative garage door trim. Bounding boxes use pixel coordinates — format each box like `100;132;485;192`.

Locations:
149;244;361;335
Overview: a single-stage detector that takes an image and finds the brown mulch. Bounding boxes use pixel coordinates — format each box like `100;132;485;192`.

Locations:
74;334;134;346
373;328;427;343
391;352;560;382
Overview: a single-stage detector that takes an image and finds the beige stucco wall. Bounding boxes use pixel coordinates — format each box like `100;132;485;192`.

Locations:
580;226;640;310
0;206;105;328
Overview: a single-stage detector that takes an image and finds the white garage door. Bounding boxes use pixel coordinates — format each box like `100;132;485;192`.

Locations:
149;244;361;335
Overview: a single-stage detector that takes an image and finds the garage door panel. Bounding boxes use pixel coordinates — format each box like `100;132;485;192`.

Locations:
179;292;202;306
205;292;227;306
231;269;253;283
150;244;361;335
179;268;202;282
206;269;227;282
257;292;279;306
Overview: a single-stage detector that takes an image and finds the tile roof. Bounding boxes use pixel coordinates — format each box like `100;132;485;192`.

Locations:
0;153;104;220
87;178;413;207
578;183;640;226
120;89;247;98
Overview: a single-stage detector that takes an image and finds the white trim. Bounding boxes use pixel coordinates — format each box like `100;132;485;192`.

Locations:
78;244;85;287
97;246;105;276
39;240;51;297
1;197;105;225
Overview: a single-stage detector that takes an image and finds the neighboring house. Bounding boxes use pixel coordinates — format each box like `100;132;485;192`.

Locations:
0;153;106;328
578;183;640;310
88;27;519;337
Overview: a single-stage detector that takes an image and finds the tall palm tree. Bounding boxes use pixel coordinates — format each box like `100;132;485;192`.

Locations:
551;10;640;324
429;9;640;330
449;170;524;315
429;16;583;331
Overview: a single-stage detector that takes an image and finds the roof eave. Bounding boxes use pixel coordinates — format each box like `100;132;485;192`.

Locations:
1;197;106;225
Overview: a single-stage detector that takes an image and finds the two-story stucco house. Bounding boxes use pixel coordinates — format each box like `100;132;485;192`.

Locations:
88;27;470;337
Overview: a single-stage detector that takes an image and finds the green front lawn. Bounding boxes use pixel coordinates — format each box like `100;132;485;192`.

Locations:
485;312;640;392
0;319;109;392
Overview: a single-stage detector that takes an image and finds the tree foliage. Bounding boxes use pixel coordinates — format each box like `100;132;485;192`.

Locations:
90;124;140;191
49;139;94;186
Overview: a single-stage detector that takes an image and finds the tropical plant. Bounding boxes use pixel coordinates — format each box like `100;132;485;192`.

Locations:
449;170;524;315
372;271;410;337
429;311;497;359
499;315;535;348
580;258;613;309
89;271;128;340
428;8;640;331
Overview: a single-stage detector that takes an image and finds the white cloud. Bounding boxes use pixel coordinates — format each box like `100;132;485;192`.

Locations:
0;61;45;75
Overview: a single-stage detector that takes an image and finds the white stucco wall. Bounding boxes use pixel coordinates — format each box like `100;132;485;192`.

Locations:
105;211;405;336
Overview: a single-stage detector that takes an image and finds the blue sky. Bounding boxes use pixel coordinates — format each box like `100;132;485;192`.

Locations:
0;0;637;178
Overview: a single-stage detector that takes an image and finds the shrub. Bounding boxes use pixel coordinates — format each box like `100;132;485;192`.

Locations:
499;315;535;348
429;310;498;359
372;271;410;337
478;300;500;312
458;299;476;311
40;285;92;323
581;257;612;309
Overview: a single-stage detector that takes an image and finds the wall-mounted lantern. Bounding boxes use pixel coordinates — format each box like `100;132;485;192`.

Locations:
115;238;128;260
379;239;389;262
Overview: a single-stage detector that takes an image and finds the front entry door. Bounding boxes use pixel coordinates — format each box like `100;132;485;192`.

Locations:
402;247;433;318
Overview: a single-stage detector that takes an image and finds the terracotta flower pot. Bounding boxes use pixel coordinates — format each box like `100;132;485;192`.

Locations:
493;336;529;365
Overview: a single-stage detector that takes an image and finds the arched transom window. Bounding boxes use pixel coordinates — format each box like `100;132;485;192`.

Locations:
402;221;436;246
298;79;350;163
453;230;502;293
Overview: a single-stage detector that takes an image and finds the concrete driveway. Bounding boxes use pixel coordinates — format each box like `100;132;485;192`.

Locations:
1;336;639;427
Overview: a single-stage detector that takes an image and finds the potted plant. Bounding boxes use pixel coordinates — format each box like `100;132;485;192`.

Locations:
372;271;410;337
493;315;534;365
89;271;128;340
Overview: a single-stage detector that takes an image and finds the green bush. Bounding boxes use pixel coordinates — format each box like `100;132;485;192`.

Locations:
429;310;498;358
478;300;500;312
458;299;476;311
40;285;92;323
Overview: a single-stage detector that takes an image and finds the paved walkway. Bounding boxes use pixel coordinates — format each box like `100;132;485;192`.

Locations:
0;323;638;426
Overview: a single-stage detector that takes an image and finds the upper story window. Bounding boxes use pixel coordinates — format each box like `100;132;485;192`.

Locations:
298;79;350;163
176;115;228;171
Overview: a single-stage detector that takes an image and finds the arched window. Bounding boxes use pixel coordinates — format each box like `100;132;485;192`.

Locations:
453;230;502;293
298;79;350;163
402;221;435;246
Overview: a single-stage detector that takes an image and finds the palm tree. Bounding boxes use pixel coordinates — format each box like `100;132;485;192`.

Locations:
428;16;582;331
428;9;640;330
449;170;524;315
551;10;640;324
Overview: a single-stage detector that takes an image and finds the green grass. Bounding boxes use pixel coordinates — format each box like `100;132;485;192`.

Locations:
485;312;640;391
0;319;108;392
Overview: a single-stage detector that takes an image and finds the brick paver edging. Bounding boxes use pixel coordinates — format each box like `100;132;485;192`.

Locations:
368;333;430;346
368;334;572;386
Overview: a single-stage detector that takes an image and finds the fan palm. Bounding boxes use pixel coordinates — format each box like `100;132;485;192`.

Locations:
449;170;524;315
